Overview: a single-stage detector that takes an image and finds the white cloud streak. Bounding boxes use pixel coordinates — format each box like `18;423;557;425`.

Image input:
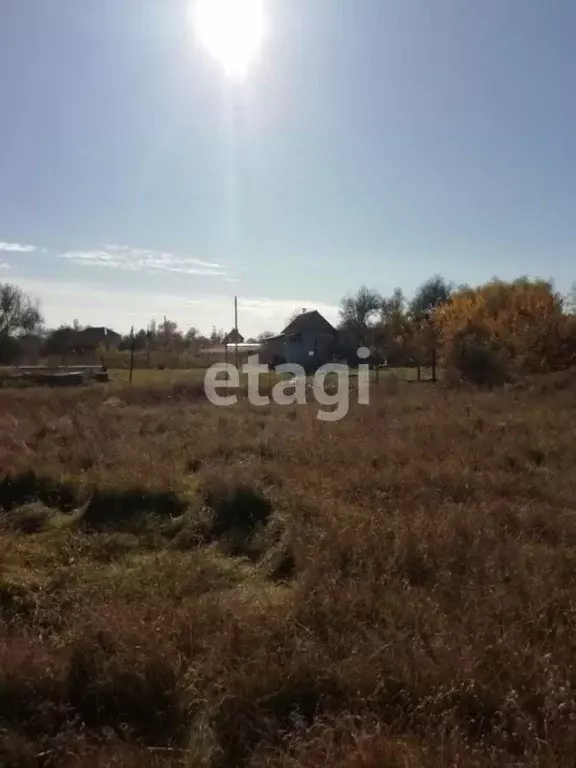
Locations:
58;245;228;277
0;242;37;253
0;262;10;270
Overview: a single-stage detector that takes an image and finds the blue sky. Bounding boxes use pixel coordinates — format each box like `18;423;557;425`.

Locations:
1;0;575;336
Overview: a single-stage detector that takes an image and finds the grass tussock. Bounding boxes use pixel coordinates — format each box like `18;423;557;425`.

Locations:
1;376;576;765
80;489;187;531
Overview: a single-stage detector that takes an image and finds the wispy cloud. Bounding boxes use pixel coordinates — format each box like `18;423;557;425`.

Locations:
58;245;228;277
0;242;37;253
0;262;10;270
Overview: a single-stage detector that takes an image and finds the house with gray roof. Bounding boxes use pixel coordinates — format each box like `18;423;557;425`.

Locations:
259;310;338;371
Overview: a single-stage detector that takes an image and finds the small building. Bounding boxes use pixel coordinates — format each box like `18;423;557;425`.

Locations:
260;310;338;371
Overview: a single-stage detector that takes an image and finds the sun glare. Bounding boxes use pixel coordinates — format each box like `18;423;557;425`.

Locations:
194;0;265;80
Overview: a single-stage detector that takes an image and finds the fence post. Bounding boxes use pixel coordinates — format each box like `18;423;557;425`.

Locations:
129;326;135;384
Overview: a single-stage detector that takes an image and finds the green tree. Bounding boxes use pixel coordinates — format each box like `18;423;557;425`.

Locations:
409;276;452;323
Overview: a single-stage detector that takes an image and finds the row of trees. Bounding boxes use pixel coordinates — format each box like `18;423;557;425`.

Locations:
0;283;275;364
115;322;272;355
338;276;452;368
339;276;576;383
3;276;576;382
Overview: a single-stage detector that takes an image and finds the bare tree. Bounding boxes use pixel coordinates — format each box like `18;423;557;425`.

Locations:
210;327;225;344
377;288;411;361
340;287;382;330
0;283;43;355
158;318;179;348
339;286;382;349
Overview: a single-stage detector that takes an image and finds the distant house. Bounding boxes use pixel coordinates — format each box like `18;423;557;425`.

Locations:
260;310;338;371
73;326;122;352
222;328;245;345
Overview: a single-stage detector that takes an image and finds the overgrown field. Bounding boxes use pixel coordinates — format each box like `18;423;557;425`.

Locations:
108;366;428;386
1;375;576;766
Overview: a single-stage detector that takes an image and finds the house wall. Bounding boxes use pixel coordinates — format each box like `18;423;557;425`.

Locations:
282;331;337;369
260;337;286;365
261;332;338;370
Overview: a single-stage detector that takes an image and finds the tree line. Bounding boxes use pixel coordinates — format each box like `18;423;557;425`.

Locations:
339;276;576;383
2;276;576;382
0;283;243;364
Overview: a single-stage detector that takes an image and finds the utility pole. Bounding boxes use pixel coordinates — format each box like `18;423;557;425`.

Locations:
129;326;135;384
234;296;239;370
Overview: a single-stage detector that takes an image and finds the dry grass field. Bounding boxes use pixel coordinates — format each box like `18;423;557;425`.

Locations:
1;374;576;766
108;366;428;386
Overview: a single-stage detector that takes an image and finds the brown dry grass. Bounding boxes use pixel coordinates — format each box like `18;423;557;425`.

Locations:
1;378;576;766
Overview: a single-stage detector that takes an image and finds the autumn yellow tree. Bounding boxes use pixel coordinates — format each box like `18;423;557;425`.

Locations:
434;278;576;375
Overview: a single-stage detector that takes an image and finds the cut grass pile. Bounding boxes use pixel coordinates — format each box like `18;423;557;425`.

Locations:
1;376;576;766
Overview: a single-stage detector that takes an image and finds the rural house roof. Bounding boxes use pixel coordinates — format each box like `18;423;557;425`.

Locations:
282;310;336;336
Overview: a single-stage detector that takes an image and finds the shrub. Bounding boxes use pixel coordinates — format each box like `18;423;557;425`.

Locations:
261;539;297;581
446;325;508;387
80;489;187;531
435;278;566;370
202;478;273;539
67;642;188;746
0;471;78;513
83;532;141;562
170;519;207;550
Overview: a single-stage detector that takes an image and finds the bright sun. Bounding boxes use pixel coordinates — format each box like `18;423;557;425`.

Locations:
194;0;265;80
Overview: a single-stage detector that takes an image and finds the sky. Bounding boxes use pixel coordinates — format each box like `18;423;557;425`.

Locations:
1;0;576;337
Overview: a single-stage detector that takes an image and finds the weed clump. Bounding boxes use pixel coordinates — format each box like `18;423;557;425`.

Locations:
8;502;54;534
80;489;187;531
67;642;188;746
0;581;37;621
0;471;78;513
201;475;273;554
